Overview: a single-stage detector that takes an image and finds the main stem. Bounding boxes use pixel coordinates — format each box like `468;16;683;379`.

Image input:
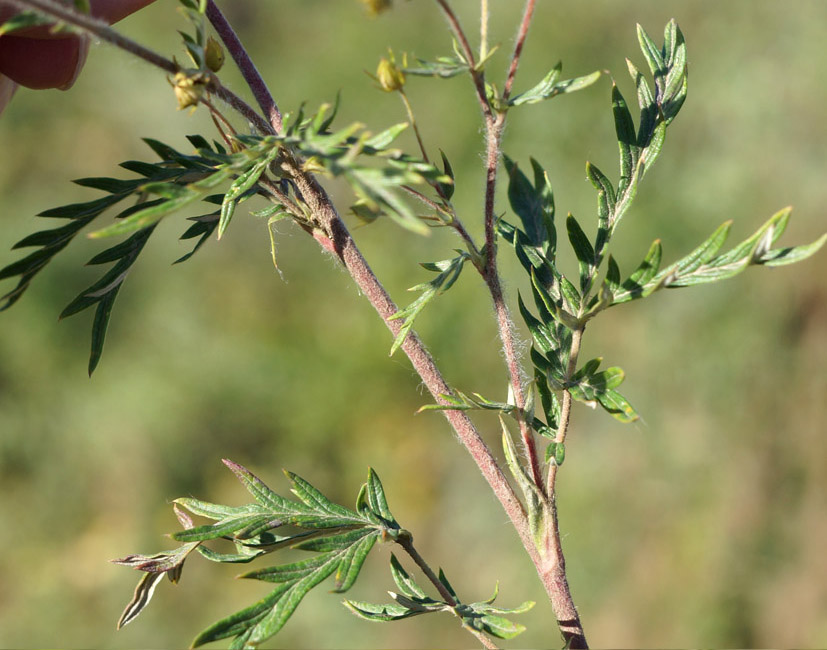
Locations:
445;0;587;645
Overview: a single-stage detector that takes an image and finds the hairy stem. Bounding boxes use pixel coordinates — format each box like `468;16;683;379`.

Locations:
286;168;530;542
397;535;500;650
205;0;282;133
474;1;587;645
502;0;537;101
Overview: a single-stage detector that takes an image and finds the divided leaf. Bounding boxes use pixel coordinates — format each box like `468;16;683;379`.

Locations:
115;463;402;648
388;252;469;355
609;208;825;304
509;62;602;106
346;553;533;642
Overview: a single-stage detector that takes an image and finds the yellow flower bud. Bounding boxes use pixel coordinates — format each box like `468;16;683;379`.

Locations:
376;57;405;93
359;0;392;16
204;36;225;73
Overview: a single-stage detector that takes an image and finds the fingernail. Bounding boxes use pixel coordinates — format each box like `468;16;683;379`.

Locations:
58;35;90;90
0;73;18;114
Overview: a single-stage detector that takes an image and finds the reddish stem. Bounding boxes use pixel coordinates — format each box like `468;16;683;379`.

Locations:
205;0;282;133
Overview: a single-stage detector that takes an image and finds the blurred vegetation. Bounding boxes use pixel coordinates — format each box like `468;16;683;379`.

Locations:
0;1;825;647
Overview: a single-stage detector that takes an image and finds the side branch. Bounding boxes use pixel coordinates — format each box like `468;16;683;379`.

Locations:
8;0;273;134
433;0;492;124
502;0;537;100
205;0;282;133
397;535;499;650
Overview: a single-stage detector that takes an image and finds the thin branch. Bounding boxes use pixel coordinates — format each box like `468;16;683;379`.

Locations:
397;92;480;256
285;168;531;545
397;535;499;650
8;0;273;135
479;0;489;62
8;0;177;73
400;187;480;260
398;90;430;164
502;0;537;101
433;0;492;124
466;4;586;644
205;0;282;133
546;326;583;496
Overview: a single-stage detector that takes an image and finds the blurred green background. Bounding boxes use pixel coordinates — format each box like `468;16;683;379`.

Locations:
1;1;825;647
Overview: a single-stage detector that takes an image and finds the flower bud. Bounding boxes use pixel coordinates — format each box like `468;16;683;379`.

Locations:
376;57;405;93
359;0;392;16
204;36;225;73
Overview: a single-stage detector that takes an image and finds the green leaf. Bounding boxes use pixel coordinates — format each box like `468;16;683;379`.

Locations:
611;84;638;184
388;253;468;355
568;359;639;423
438;150;455;200
218;144;280;239
237;544;369;644
503;156;555;251
344;600;418;622
401;54;470;78
365;468;397;526
759;233;827;267
509;63;602;106
59;226;155;374
608;208;825;298
0;194;129;311
566;214;596;293
674;221;732;274
517;293;557;356
222;459;295;511
389;554;428;599
605;21;689;232
507;62;561;105
118;462;402;645
475;614;527;640
364;123;408;150
636;23;665;81
174;212;219;263
597;389;640;423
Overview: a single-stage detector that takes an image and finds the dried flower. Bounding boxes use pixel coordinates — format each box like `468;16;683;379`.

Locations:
169;70;209;110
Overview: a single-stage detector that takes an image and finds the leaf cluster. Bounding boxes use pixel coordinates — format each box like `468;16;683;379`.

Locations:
498;20;824;441
277;101;449;235
115;461;403;648
0;92;451;373
347;555;534;640
114;459;532;648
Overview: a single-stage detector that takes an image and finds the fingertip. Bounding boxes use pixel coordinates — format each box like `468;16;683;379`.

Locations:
90;0;159;24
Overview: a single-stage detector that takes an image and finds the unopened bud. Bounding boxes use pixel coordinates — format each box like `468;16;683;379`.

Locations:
359;0;392;16
204;36;225;73
376;57;405;93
